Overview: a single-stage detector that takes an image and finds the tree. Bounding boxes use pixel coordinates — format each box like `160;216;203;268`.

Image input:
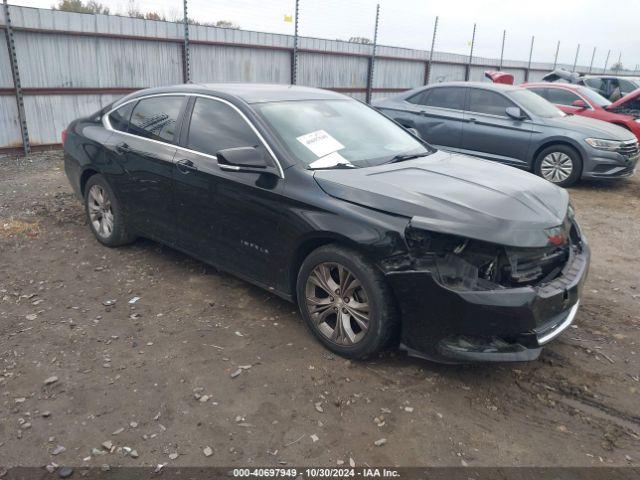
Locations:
610;61;624;72
349;36;372;44
215;20;240;29
52;0;110;14
145;12;167;21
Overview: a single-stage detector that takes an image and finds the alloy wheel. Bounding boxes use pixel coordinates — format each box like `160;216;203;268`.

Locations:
305;262;370;346
87;184;114;239
540;152;573;183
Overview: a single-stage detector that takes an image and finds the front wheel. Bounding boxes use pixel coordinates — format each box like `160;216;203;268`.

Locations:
296;245;398;359
534;145;582;187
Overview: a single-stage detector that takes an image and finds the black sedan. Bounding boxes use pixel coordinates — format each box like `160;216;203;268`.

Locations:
63;84;589;363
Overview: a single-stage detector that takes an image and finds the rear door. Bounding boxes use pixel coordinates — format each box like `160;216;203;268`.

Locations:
461;88;532;166
104;95;187;243
173;95;285;288
406;86;467;150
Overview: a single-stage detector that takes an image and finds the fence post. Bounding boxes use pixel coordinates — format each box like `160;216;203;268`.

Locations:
525;35;534;81
572;44;580;72
365;4;380;104
615;52;621;73
588;47;596;74
291;0;299;84
603;49;610;73
424;15;438;85
498;29;505;71
2;0;29;155
182;0;190;83
552;41;560;69
465;23;476;81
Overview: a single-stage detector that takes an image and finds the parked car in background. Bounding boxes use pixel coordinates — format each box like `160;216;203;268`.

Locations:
64;84;590;363
522;82;640;142
542;69;640;101
374;82;638;186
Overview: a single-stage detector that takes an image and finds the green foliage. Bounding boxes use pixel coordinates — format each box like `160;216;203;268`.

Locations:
52;0;110;15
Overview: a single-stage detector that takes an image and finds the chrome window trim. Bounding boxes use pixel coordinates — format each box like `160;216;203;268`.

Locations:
102;92;285;179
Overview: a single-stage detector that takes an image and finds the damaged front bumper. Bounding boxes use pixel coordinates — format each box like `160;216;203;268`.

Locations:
384;237;590;363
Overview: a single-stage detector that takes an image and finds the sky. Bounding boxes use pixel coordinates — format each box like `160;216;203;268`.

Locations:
10;0;640;69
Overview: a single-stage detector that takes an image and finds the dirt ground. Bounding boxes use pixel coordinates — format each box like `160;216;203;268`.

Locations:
0;151;639;469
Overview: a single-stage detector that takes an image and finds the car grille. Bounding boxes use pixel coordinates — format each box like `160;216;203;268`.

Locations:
617;139;639;160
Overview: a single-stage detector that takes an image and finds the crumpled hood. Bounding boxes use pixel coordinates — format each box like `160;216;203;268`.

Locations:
314;152;569;248
544;114;636;140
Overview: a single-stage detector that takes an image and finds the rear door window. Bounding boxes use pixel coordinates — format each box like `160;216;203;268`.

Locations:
108;102;135;133
467;89;514;116
546;88;582;106
186;97;261;157
129;96;184;143
421;87;466;110
527;87;548;100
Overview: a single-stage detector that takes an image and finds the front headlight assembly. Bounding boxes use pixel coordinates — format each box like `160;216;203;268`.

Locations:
584;137;623;151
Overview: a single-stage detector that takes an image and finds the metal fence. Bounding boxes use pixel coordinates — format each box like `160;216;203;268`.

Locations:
1;2;638;154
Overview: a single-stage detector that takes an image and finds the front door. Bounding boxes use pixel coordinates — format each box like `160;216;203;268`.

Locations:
461;88;532;167
173;96;285;289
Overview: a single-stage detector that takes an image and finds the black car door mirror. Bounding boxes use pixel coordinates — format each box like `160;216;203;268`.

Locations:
505;106;526;120
216;146;271;173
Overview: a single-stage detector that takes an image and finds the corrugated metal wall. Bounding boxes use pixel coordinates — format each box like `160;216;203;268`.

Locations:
0;5;630;151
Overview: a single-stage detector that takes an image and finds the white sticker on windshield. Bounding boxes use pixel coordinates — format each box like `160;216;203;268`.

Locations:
296;130;345;158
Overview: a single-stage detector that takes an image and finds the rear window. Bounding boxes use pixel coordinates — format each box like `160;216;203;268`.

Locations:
129;96;184;143
108;102;135;133
422;87;466;110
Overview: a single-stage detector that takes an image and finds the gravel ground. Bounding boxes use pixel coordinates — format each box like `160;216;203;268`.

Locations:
0;151;639;469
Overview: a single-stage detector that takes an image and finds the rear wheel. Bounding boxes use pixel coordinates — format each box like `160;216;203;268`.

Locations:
296;244;397;359
534;145;582;187
84;174;136;247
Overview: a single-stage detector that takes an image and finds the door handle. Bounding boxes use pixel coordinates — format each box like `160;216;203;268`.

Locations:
115;142;131;154
176;158;198;174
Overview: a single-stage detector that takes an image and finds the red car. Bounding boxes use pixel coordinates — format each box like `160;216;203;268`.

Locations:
522;82;640;142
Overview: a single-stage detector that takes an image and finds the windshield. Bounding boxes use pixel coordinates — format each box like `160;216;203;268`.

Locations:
253;99;430;168
577;87;611;107
507;89;565;118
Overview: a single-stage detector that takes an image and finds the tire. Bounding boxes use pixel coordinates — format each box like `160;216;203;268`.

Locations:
534;144;582;187
83;174;136;247
296;244;398;359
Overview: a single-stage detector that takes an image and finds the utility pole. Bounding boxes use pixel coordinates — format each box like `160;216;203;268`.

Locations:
553;41;560;69
525;35;534;81
365;4;380;104
588;46;596;74
615;52;622;72
425;16;438;84
466;23;476;81
291;0;300;84
572;44;580;72
2;0;29;155
603;49;610;73
182;0;190;83
499;29;505;70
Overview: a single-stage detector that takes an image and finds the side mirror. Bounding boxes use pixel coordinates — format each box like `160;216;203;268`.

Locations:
216;146;271;173
571;99;588;109
505;106;526;120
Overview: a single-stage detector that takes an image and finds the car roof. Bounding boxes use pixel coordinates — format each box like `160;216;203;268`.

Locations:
425;81;520;92
524;82;583;91
115;83;348;106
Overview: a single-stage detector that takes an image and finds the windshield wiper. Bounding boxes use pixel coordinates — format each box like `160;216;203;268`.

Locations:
384;152;432;164
308;163;358;170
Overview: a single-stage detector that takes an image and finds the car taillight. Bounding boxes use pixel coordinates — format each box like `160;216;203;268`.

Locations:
61;128;68;146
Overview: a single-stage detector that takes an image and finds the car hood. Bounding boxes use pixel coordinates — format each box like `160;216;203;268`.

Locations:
543;114;636;140
542;69;581;83
313;152;569;248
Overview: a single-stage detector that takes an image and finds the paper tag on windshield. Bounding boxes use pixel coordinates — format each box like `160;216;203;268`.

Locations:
296;130;344;158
